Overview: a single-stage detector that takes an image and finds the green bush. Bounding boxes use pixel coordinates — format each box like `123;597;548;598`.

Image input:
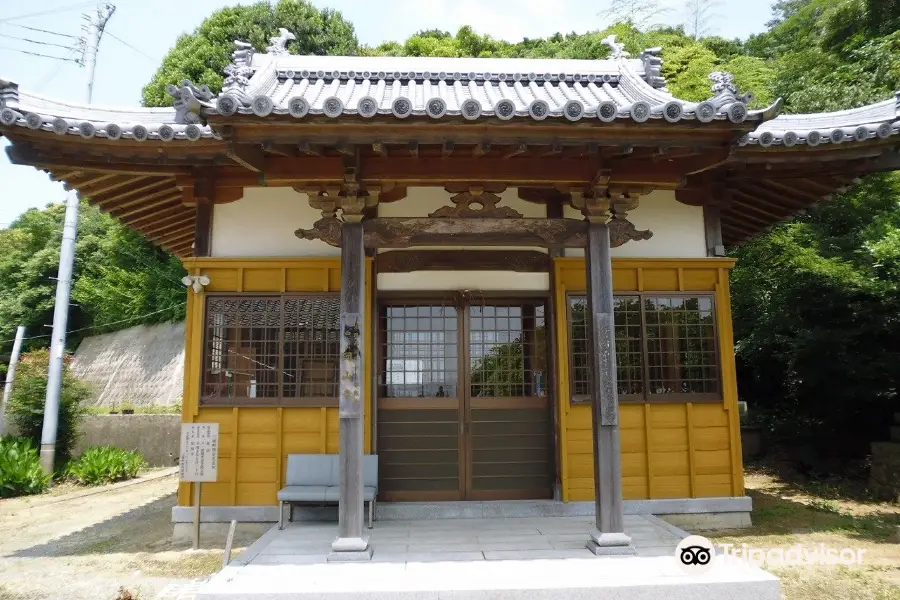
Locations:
66;446;147;486
7;349;90;466
0;437;51;497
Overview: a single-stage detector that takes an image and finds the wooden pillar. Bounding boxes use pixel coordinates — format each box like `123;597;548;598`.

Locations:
585;219;634;555
192;173;214;257
329;220;372;561
704;205;725;257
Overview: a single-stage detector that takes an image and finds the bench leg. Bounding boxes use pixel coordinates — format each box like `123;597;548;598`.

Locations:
368;499;374;529
279;501;285;530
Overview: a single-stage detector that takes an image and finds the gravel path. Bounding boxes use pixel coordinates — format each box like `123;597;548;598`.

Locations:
0;471;266;600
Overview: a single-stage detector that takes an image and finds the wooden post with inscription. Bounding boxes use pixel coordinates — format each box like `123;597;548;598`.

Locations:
328;184;372;560
576;192;635;556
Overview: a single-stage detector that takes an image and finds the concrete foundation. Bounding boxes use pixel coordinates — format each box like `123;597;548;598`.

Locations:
75;414;180;466
658;511;753;531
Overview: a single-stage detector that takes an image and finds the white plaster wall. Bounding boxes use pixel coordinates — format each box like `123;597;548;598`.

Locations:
564;190;706;258
377;271;549;291
211;187;339;257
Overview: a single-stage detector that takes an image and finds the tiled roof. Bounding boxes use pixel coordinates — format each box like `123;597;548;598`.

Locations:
744;93;900;147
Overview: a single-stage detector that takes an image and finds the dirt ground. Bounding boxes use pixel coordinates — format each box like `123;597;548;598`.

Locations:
0;471;267;600
708;464;900;600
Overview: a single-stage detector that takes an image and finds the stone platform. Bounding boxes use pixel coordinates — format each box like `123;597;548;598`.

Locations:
195;516;779;600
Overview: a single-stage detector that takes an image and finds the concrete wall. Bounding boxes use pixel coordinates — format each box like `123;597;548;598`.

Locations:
74;414;181;467
71;322;184;408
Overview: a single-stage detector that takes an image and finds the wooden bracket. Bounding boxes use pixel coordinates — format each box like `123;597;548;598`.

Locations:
226;142;265;173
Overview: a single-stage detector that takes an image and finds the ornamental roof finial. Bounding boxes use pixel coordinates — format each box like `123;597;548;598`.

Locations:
601;34;630;59
223;40;256;92
709;71;739;96
267;28;296;55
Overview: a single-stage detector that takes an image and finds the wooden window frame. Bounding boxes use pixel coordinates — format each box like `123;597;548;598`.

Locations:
566;292;722;405
199;292;341;408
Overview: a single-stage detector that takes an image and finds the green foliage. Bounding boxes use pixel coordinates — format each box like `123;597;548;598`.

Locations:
6;349;90;465
0;200;186;360
66;446;147;486
0;436;51;497
142;0;358;106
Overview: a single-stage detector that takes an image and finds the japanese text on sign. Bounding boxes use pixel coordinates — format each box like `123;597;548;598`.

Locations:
180;423;219;482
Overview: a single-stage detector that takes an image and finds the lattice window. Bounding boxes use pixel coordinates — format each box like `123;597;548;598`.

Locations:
469;303;547;398
201;295;340;406
644;296;718;398
567;294;718;402
379;305;458;398
569;296;643;400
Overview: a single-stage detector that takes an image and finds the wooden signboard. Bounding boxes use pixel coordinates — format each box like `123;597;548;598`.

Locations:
180;423;219;550
180;423;219;482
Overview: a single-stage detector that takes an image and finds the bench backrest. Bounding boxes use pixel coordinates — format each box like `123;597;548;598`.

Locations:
284;454;379;490
285;454;338;487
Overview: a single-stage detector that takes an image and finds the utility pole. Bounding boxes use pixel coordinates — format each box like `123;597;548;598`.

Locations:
39;3;115;474
0;326;26;437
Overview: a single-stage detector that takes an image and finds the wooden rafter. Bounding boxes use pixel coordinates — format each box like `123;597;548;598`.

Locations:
96;180;176;210
226;142;265;172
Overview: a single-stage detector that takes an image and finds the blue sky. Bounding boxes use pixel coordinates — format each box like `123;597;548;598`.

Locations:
0;0;774;226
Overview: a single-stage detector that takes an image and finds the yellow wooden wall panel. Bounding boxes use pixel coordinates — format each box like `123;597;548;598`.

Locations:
681;269;719;291
641;269;679;291
202;268;239;291
242;269;282;292
555;258;744;502
695;474;733;496
693;450;732;475
237;457;278;483
237;433;278;457
285;268;327;291
178;258;378;507
693;427;731;451
236;483;279;505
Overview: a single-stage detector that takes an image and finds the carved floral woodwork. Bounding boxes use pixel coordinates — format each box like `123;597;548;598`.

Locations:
296;186;653;248
429;186;523;218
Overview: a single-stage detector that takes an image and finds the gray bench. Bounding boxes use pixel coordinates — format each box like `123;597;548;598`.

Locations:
277;454;378;530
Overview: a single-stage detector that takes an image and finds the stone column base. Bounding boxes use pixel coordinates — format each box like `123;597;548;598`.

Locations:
587;531;636;556
328;536;373;562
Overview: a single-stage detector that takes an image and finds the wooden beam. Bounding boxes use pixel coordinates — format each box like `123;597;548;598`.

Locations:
335;141;356;157
541;142;563;157
93;179;175;208
226;142;265;172
372;142;388;158
377;250;550;273
130;209;189;232
503;142;528;159
472;142;491;158
729;188;803;215
601;145;633;159
98;184;181;213
758;178;833;200
155;228;195;246
441;141;455;158
297;141;323;157
141;217;193;238
261;141;297;157
112;196;184;220
407;141;419;158
78;175;148;199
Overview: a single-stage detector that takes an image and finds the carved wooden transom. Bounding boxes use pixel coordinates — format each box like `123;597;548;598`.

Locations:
429;187;523;219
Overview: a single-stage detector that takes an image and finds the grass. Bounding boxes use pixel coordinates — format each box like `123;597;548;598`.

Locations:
702;458;900;600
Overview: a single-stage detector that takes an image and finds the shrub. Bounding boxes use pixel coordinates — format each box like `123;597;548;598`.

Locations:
0;437;51;497
7;349;91;466
66;446;147;486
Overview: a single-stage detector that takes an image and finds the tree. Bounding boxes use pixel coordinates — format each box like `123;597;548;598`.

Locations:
599;0;672;30
142;0;358;107
683;0;722;38
0;201;186;358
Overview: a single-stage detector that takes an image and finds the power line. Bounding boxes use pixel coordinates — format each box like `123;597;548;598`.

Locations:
35;49;77;92
105;30;155;62
0;302;187;346
0;2;97;23
1;23;80;39
0;45;83;63
2;33;82;52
